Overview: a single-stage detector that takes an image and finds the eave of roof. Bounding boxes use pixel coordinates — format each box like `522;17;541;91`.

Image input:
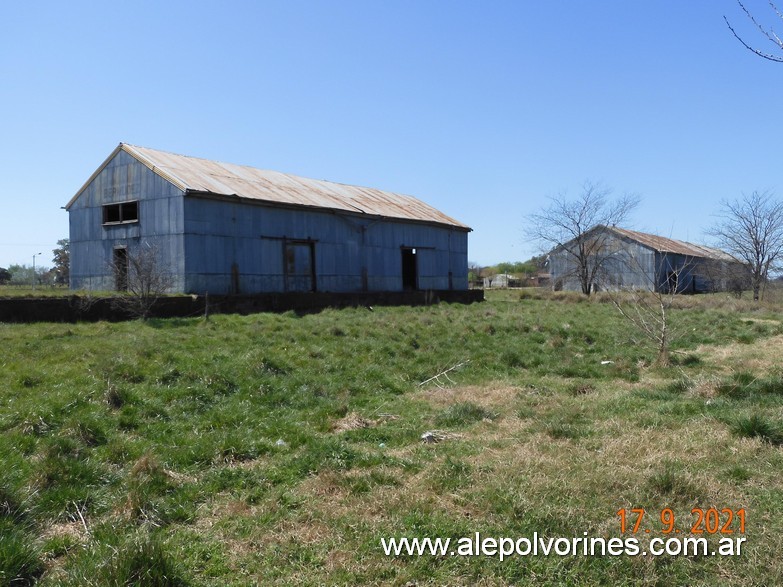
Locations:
609;226;737;262
66;143;470;230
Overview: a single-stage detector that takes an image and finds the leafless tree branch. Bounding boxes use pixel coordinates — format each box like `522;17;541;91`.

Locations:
608;254;696;367
526;181;640;295
112;242;174;319
418;360;470;388
709;190;783;301
725;1;783;62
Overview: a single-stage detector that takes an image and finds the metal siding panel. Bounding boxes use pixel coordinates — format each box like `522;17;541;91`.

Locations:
69;151;185;291
181;197;463;294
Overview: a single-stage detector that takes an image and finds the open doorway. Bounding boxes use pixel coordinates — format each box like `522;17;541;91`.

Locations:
113;247;128;291
285;241;316;292
401;247;418;291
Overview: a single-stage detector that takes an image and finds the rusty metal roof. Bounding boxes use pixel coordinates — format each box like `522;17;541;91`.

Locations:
68;143;469;230
610;227;736;262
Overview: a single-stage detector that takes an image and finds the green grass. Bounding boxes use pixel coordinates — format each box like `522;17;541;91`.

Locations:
731;414;783;445
0;285;73;298
1;290;783;585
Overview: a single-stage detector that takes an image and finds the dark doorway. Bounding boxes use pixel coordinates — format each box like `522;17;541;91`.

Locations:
401;248;418;290
113;247;128;291
666;270;678;294
285;241;316;292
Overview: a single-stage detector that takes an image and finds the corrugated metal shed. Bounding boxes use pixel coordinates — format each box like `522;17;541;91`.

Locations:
66;143;469;230
610;227;736;261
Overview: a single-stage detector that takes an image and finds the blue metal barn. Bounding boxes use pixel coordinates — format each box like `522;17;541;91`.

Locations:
65;144;471;295
549;225;746;294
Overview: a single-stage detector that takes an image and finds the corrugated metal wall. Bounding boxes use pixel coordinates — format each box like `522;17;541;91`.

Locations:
550;234;656;292
182;196;468;294
69;150;185;291
549;232;735;294
69;151;469;294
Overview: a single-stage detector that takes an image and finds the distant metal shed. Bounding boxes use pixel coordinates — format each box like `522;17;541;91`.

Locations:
66;143;471;294
549;225;747;294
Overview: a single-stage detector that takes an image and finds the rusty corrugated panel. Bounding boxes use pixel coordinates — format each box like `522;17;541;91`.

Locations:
117;144;469;230
611;227;736;262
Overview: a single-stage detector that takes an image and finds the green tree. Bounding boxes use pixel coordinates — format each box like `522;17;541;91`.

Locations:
0;267;10;284
8;264;32;285
52;238;70;286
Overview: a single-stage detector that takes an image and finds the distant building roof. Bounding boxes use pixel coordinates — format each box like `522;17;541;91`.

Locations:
66;143;470;230
609;227;736;262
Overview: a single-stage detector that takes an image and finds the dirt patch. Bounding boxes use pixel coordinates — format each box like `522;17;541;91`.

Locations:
332;412;377;432
41;521;87;544
332;411;399;433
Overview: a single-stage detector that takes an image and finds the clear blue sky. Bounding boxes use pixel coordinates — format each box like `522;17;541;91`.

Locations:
1;0;781;270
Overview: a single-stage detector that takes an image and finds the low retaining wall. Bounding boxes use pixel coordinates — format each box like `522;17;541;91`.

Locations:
0;290;484;323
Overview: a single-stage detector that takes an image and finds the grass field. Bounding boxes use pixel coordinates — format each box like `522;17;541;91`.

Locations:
2;289;783;585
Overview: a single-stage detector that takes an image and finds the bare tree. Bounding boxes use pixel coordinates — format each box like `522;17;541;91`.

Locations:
112;243;174;319
725;1;783;62
609;255;695;367
710;191;783;301
526;181;640;296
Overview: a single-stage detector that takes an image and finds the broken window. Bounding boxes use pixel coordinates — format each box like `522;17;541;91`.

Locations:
103;201;139;225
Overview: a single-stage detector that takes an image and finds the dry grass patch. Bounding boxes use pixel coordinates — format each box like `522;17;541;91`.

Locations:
697;334;783;374
331;412;378;433
419;384;522;410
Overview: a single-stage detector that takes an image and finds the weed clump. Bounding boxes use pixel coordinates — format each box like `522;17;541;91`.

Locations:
569;382;594;396
717;372;783;398
0;520;43;586
100;533;187;586
434;402;496;428
124;454;173;525
731;414;783;445
666;378;691;394
647;466;704;502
